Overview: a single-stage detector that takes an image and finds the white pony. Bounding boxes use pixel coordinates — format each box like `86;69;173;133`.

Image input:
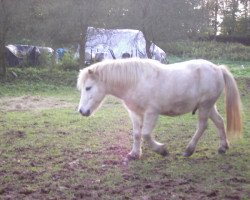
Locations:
77;58;242;160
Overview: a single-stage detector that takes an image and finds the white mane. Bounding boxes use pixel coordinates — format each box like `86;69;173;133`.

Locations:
77;58;161;90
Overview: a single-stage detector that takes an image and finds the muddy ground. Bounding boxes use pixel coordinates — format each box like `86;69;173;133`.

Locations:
1;133;249;200
0;93;250;200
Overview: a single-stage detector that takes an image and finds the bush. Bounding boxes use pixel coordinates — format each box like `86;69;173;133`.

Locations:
3;67;78;87
18;51;53;68
56;52;80;71
38;51;54;67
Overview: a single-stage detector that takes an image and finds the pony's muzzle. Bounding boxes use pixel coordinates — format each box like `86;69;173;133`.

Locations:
79;108;91;117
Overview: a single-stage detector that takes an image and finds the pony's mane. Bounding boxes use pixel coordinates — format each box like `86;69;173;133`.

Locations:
77;58;161;90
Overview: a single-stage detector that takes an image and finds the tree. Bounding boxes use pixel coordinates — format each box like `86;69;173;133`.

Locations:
116;0;207;57
237;0;250;35
0;0;8;77
204;0;221;36
0;0;106;75
220;0;240;35
42;0;106;65
0;0;44;77
0;0;20;77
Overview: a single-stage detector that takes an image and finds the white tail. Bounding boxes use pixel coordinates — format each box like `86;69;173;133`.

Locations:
221;65;243;139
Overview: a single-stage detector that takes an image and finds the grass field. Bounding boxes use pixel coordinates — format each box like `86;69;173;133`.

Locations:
0;59;250;199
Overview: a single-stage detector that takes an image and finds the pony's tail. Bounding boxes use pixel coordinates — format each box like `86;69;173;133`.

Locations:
220;65;243;139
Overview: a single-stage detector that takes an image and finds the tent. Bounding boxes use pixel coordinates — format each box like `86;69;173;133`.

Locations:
5;44;53;67
85;27;167;64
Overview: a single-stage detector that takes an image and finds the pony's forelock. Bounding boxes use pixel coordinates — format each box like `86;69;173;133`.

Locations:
77;64;99;90
77;69;88;90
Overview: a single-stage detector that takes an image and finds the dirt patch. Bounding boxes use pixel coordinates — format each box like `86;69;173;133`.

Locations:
0;96;75;112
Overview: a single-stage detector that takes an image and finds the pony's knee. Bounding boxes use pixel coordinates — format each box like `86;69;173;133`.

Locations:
211;110;225;127
142;134;152;142
133;132;141;140
202;121;208;130
215;116;225;127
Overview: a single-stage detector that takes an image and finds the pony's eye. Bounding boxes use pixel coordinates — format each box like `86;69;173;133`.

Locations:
86;86;92;91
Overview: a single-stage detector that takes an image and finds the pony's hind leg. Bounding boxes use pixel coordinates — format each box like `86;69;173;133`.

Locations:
141;112;168;156
127;111;143;160
209;106;229;154
183;107;210;157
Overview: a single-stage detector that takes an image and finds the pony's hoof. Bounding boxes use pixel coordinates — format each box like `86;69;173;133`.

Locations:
218;143;229;154
122;154;139;165
125;153;139;161
218;147;227;154
159;148;169;157
183;146;195;157
183;150;193;157
154;144;169;156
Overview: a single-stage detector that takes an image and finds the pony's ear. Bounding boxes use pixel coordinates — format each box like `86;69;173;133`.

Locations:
88;69;98;79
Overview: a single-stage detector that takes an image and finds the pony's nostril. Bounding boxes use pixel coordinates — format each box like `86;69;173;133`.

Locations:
79;109;84;115
79;108;91;116
85;109;91;116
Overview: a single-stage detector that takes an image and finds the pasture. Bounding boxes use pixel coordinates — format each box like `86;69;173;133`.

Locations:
0;60;250;200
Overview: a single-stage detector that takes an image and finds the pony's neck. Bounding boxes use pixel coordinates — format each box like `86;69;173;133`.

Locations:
97;60;139;98
105;84;130;99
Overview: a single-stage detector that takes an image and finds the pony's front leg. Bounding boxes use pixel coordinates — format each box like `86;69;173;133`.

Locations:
126;111;143;160
142;112;169;156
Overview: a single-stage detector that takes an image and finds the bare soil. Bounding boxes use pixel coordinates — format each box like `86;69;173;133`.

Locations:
0;96;74;112
1;143;248;200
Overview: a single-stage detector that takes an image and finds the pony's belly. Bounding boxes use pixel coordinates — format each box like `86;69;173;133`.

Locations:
160;102;196;116
161;110;187;116
161;112;180;117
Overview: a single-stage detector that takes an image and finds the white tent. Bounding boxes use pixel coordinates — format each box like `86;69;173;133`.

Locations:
85;27;167;63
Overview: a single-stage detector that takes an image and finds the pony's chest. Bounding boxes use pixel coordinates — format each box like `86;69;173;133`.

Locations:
123;100;145;115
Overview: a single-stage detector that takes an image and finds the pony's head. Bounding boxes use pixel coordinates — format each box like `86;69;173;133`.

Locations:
77;58;158;116
77;68;106;117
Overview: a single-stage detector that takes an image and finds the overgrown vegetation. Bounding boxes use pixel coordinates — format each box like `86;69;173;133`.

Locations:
55;52;80;71
19;51;54;68
1;67;77;86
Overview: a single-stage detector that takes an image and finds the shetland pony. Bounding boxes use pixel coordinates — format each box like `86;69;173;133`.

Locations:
77;58;242;160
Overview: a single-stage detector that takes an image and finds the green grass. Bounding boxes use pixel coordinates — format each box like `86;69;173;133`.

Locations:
165;41;250;78
0;61;250;199
164;40;250;62
168;56;250;77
